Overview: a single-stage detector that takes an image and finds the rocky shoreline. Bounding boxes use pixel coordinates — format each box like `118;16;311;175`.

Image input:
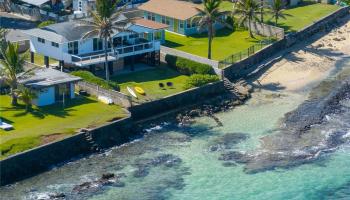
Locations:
220;76;350;174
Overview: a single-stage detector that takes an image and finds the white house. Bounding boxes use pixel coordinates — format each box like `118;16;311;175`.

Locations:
72;0;149;15
23;15;168;74
18;68;81;106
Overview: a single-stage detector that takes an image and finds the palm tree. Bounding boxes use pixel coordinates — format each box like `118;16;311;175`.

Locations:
269;0;286;26
0;28;8;51
234;0;261;38
78;0;131;81
192;0;231;59
0;43;34;105
18;87;37;111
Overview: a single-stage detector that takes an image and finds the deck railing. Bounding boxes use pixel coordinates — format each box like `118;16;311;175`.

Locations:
71;42;154;64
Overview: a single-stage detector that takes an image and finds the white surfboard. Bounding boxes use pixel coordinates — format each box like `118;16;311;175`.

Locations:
127;86;138;98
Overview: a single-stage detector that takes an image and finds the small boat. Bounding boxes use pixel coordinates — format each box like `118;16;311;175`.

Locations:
127;86;138;98
134;86;145;95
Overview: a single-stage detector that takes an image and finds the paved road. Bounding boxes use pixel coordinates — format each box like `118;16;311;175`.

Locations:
0;12;36;42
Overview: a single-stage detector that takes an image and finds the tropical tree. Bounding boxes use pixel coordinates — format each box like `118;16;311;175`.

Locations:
0;43;34;105
192;0;232;59
234;0;262;38
18;87;37;111
78;0;131;81
269;0;286;26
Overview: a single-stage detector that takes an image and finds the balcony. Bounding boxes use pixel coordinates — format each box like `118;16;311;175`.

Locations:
71;41;159;67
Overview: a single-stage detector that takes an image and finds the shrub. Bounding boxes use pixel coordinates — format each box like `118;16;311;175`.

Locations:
165;54;214;75
184;74;220;89
71;70;120;91
37;20;55;28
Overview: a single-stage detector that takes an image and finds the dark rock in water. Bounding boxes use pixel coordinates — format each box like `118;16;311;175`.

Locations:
209;133;248;151
222;162;237;167
219;151;249;163
73;172;126;193
133;166;150;178
101;173;115;180
49;193;65;199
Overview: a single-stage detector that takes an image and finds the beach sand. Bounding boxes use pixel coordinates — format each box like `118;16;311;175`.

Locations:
257;15;350;91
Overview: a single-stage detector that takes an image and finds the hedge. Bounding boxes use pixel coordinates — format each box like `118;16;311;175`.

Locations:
184;74;220;89
37;20;55;28
165;54;214;75
71;70;120;91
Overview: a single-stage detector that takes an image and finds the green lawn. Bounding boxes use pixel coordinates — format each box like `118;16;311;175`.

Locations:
164;28;265;61
111;65;189;102
0;95;127;159
23;51;58;66
264;2;340;32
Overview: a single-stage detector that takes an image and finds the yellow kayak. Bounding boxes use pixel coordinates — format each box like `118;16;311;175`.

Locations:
134;86;145;95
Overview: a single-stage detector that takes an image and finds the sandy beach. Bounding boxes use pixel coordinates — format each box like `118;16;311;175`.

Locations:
257;15;350;91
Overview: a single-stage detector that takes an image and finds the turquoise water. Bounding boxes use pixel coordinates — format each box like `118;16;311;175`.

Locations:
1;60;350;200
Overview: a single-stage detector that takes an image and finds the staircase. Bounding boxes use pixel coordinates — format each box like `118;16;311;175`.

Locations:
223;78;251;100
82;129;102;153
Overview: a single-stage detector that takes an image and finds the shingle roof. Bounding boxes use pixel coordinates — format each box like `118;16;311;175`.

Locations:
19;68;82;89
23;15;167;43
132;18;168;30
138;0;203;20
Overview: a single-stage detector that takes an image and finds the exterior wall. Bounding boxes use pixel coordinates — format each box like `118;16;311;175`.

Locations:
143;11;225;36
33;87;55;106
29;35;69;63
70;83;75;99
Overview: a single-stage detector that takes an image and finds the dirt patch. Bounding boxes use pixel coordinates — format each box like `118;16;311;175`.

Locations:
40;133;67;145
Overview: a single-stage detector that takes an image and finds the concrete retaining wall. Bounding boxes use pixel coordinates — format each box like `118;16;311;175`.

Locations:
0;116;133;186
129;81;226;120
223;6;350;81
76;81;132;108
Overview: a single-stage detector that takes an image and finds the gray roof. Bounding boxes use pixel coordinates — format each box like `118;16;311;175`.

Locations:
19;68;82;89
23;15;130;43
20;0;50;6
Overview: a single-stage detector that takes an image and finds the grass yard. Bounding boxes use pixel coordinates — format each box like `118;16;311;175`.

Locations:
164;28;265;61
112;65;189;102
0;95;127;159
264;1;340;32
23;51;58;66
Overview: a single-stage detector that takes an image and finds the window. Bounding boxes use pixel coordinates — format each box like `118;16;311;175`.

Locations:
147;12;155;21
51;42;59;48
38;37;45;43
166;17;170;25
154;31;162;40
68;41;78;55
179;20;184;29
186;19;196;28
161;16;166;24
93;38;103;51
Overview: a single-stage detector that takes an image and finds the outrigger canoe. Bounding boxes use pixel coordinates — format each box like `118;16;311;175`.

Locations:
134;86;145;95
127;86;138;98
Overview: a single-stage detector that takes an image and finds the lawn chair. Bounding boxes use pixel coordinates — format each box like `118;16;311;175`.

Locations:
0;119;13;131
166;82;173;88
159;83;165;89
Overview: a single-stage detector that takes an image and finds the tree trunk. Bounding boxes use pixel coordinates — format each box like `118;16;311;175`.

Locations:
10;85;17;106
104;37;109;81
208;22;213;59
275;15;278;26
248;17;254;38
260;0;264;23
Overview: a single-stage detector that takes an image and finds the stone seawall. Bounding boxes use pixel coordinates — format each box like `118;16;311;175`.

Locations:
223;6;350;81
0;81;226;186
129;81;226;120
0;116;133;186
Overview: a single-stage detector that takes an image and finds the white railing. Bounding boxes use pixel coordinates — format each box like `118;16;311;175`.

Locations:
71;41;156;64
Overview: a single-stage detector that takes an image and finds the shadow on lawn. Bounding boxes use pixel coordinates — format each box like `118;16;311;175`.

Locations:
1;96;97;119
